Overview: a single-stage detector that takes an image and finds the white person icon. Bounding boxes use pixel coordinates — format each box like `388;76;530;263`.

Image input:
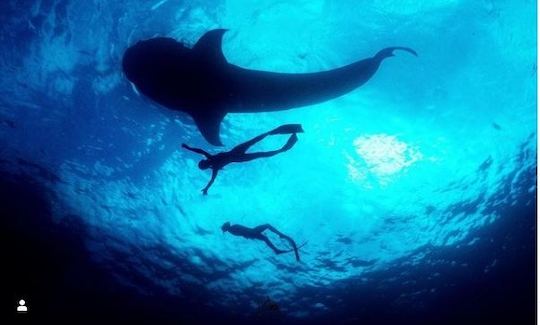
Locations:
17;299;28;313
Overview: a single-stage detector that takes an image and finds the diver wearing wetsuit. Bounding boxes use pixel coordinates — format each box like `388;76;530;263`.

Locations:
221;222;301;262
182;124;303;195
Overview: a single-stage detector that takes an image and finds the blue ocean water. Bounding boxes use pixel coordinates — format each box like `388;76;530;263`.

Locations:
0;0;536;324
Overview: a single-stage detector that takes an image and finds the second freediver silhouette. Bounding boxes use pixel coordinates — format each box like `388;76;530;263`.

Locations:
221;222;303;262
122;29;417;146
182;124;303;195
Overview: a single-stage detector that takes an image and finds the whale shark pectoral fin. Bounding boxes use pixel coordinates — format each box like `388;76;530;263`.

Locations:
191;110;226;146
193;29;229;64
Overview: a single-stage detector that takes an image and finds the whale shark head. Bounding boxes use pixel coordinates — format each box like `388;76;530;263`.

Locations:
122;38;193;96
121;30;231;146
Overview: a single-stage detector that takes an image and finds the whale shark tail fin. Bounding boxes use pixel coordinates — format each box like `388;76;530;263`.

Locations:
376;47;418;60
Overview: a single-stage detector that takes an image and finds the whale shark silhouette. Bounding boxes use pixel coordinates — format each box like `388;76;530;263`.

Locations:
122;29;416;146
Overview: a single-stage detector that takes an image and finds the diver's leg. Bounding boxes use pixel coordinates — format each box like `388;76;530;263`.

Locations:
260;224;300;261
260;236;288;255
254;224;291;238
231;131;271;154
284;237;300;262
232;125;300;154
280;133;298;151
268;124;304;135
239;150;283;162
237;134;298;162
253;224;272;233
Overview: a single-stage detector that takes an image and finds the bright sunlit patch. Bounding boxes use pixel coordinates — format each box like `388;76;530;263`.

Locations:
350;134;422;180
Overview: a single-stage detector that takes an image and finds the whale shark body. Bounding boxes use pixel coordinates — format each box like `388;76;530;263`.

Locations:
122;29;416;146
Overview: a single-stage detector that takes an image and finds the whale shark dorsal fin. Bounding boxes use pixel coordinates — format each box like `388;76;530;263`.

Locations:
193;29;229;64
191;110;226;146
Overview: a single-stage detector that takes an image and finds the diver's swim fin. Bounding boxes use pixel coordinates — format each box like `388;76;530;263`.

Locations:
269;124;304;135
280;236;302;262
281;133;298;151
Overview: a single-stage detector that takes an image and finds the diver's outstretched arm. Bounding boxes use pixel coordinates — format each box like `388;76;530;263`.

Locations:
201;169;218;195
182;143;211;158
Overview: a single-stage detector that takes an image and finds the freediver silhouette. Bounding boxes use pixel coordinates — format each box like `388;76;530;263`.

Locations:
221;222;302;262
182;124;302;195
122;29;417;146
